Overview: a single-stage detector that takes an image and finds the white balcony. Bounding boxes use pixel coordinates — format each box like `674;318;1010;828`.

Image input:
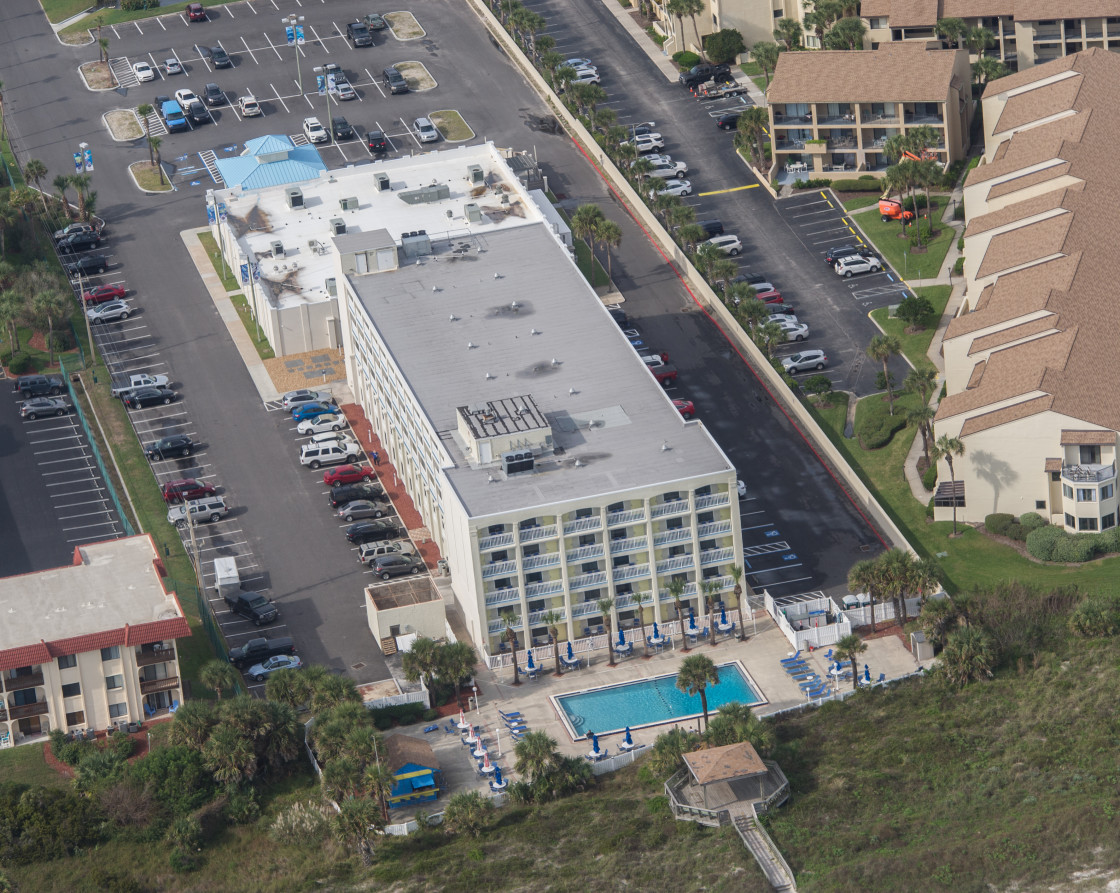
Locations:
651;499;690;519
563;516;602;535
695;492;731;511
614;591;652;611
609;536;648;555
565;544;605;564
525;579;564;599
484;587;522;608
488;616;522;635
612;563;651;582
523;552;562;571
606;507;646;526
481;559;518;580
519;524;558;543
700;547;734;566
479;531;514;551
571;601;603;618
570;571;607;591
656;555;695;574
528;608;566;626
653;527;691;548
697;519;732;537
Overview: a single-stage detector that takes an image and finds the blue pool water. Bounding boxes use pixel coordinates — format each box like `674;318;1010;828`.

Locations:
554;662;765;738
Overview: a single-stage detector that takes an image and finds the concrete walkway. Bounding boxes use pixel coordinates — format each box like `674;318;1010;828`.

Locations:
594;0;679;82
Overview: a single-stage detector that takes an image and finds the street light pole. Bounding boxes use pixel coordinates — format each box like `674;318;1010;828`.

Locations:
282;14;305;93
313;65;335;145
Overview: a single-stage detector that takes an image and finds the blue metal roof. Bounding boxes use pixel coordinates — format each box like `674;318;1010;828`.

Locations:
214;135;327;190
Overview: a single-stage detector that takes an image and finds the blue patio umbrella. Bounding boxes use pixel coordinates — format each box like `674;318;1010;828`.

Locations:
566;641;575;660
590;732;600;754
492;764;504;786
617;626;626;647
623;727;633;746
689;606;695;621
720;606;727;626
689;613;698;631
864;664;871;683
652;621;660;639
526;650;536;670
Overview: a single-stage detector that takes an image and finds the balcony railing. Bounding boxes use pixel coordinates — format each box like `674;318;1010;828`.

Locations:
859;111;900;125
700;547;735;566
1062;462;1117;484
563;516;602;535
484;587;521;608
570;571;607;591
488;616;522;635
695;492;730;511
525;579;564;599
478;531;514;551
613;563;651;582
651;499;690;519
653;527;692;547
904;112;944;125
527;608;566;627
4;670;44;692
571;601;603;618
697;520;733;537
136;648;176;668
656;555;695;574
607;508;646;526
139;676;180;696
609;535;648;555
481;559;518;580
1033;26;1061;40
519;524;558;543
614;591;651;611
565;544;604;564
523;552;561;571
8;701;49;720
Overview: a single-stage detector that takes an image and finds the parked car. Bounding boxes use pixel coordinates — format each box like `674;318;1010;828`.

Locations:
824;243;876;266
336;81;357;101
82;284;127;305
144;434;194;460
834;255;883;277
164;58;183;75
774;319;810;342
20;397;70;419
54;222;97;242
161;478;216;504
564;57;594;69
303;117;328;143
186;2;206;21
161;99;189;132
782;350;828;373
413;117;439;143
86;298;128;328
628;134;664;153
332;117;355;140
371;553;423;580
208;46;232;68
337;499;391;521
247;654;302;681
174;88;200;107
673;399;695;419
282;388;333;410
383;66;408;94
738;480;747;498
299;441;361;469
66;255;108;277
678;62;731;88
358;540;413;567
606;306;629;327
754;289;784;305
328;481;384;508
346;20;374;46
696;219;724;237
228;636;296;668
203;83;226;106
133;61;155;82
224;590;279;626
647;160;688;179
12;374;63;398
167;495;227;528
768;311;799;325
628;121;657;138
567;67;600;86
297;413;346;435
57;231;101;253
649;178;692;198
768;303;798;317
346;519;403;544
292;401;337;423
184;100;210;124
363;12;388;29
324;464;375;487
706;234;742;256
716;112;740;131
366;129;389;153
238;94;261;116
124;386;177;409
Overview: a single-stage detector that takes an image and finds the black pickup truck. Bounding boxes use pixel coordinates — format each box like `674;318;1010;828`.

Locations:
224;591;279;626
228;636;295;668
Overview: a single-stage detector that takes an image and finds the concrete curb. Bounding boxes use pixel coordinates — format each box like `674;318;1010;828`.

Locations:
78;61;117;92
128;162;175;194
592;0;679;82
104;108;144;143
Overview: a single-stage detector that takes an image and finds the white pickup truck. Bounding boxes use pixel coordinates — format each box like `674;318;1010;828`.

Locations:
110;373;170;398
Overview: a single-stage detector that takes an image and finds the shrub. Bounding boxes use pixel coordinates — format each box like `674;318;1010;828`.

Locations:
954;202;965;220
1026;525;1064;561
984;513;1014;536
1019;512;1046;532
8;353;32;374
895;295;934;327
270;800;332;846
168;849;201;873
1069;592;1120;638
121;0;160;9
49;330;76;353
957;235;964;251
224;788;259;826
1005;522;1026;541
110;730;135;760
921;465;937;492
941;159;967;188
128;745;214;815
793;177;832;189
831;179;884;192
902;194;929;213
908;221;934;247
372;714;393;730
1051;534;1096;563
953;257;964;275
0;350;11;366
926;498;935;520
856;406;907;449
672;51;700;70
423;708;440;722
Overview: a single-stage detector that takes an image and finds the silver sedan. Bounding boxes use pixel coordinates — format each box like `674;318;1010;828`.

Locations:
337;499;390;522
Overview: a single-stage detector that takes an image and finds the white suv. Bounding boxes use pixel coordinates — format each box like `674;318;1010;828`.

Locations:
648;160;689;179
706;234;742;256
834;255;882;277
167;496;228;528
300;441;361;469
303;116;328;143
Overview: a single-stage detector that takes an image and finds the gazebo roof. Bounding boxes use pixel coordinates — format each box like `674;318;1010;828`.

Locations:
684;741;767;785
384;733;440;774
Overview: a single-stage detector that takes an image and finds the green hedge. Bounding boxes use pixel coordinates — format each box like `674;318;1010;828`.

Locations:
1026;524;1119;562
856;400;907;449
921;465;937;491
368;701;428;730
8;353;31;374
984;513;1014;536
793;178;833;189
672;51;700;70
831;179;883;192
1069;592;1120;638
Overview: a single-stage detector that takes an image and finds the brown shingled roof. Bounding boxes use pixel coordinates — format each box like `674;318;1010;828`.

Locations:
861;0;892;16
986;162;1072;201
1060;430;1115;446
945;255;1078;338
888;0;938;27
966;117;1086;186
968;316;1056;355
958;395;1053;436
1044;458;1063;472
1015;1;1120;21
684;742;767;785
975;213;1072;279
768;43;964;104
965;189;1070;237
982;50;1082;94
994;75;1084;134
384;734;439;774
966;361;986;389
942;0;1011;15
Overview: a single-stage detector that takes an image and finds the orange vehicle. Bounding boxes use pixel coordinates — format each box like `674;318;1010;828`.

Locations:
879;196;916;223
901;149;939;162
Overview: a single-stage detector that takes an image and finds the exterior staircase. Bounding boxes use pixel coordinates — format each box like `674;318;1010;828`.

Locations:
732;809;796;892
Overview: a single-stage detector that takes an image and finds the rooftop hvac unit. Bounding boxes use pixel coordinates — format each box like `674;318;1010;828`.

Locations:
400;230;432;258
270;240;284;258
339;196;359;211
398;183;451;205
324;277;337;297
374;173;390;192
286;187;304;209
467;163;484;185
330;218;346;236
502;449;535;475
464;203;482;223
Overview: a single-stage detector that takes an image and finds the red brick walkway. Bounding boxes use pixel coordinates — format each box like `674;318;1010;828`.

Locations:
339;403;445;572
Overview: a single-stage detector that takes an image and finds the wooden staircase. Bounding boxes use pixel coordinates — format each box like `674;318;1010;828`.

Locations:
732;810;796;892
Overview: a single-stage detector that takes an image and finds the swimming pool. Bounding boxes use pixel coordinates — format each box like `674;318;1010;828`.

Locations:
551;661;767;739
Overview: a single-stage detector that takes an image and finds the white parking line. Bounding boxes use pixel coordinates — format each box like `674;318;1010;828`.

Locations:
63;520;118;533
270;84;290;112
240;35;258;64
399;117;420;147
111;24;121;38
135;21;143;34
172;48;185;76
248;1;258;13
332;22;351;47
264;32;283;59
194;45;213;72
158;17;166;30
310;24;329;51
226;5;235;16
365;70;386;98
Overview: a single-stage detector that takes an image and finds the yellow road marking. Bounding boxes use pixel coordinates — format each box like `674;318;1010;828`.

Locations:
698;184;760;196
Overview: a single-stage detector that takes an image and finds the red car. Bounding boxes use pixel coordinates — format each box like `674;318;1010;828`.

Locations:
161;478;217;504
755;289;784;305
673;399;695;419
83;284;127;305
323;464;376;487
186;2;206;21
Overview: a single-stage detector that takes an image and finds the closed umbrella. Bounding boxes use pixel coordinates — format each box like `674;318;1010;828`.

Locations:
526;650;535;671
458;708;466;727
720;606;727;626
617;627;626;647
689;613;698;631
652;621;660;639
482;751;492;772
864;665;871;683
590;732;600;754
623;727;633;747
492;764;505;787
473;737;486;758
566;641;575;660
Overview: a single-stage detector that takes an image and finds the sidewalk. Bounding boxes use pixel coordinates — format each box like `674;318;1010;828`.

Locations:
594;0;679;82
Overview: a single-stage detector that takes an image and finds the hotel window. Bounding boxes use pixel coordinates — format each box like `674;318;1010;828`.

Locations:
1078;489;1096;502
108;703;128;719
1065;513;1076;528
487;523;504;536
1063;484;1074;498
105;675;124;691
1103;484;1115;500
523;544;540;558
495;578;513;590
607;502;623;513
1036;501;1047;510
1079;517;1099;531
526;572;543;585
58;655;77;670
579;534;596;547
1104;514;1116;530
101;646;120;661
491;550;508;562
1080;445;1102;464
61;682;81;698
581;562;599;574
65;711;85;726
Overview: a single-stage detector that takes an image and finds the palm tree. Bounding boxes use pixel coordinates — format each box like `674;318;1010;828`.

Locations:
751;42;781;88
847;557;883;632
709;258;737;292
667;0;704;54
148;136;165;185
737;107;770;171
98;38;110;66
631;589;651;656
542;610;563;676
570;203;604;258
972;56;1009;87
964;25;995;57
52;174;73;221
260;700;302;774
513;730;560;783
504;613;521;685
700;578;722;647
919;596;959;650
595;218;622;284
705;701;775;752
729;564;749;641
833;633;867;691
70;173;91;220
166;699;216;749
629;156;654;191
0;288;25;351
867;333;902;415
309;673;361;713
666;202;696;230
940;627;995;686
905;365;938;406
9;188;37;242
881;163;910;239
443;791;495;837
935;16;968;48
22;159;48;214
676;654;720;731
332;797;382;866
666;576;689;651
32;290;68;365
597;595;617;667
363;761;394;824
199;659;239;701
202;724;256;786
693;241;724;281
137;103;154;165
756;320;786;358
677;223;707;253
438;640;478;708
931;433;966;534
401;636;440;689
773;17;803;49
907;403;937;467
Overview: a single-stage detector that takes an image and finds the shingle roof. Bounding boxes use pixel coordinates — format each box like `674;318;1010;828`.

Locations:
966;361;986;389
768;43;964;104
975;213;1072;279
965;189;1069;236
1045;458;1063;472
887;0;938;27
384;734;439;774
994;75;1083;133
958;395;1053;436
1060;430;1115;446
1015;0;1120;20
985;162;1072;201
861;0;1015;24
968;316;1056;355
684;742;767;785
860;0;892;16
942;0;1012;16
982;51;1081;94
945;256;1078;338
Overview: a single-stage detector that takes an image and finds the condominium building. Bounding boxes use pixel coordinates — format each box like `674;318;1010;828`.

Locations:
935;49;1120;530
0;536;191;746
766;42;972;178
648;0;812;57
861;0;1120;70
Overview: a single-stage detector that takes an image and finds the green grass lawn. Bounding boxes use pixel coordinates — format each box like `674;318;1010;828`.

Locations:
552;205;611;288
840;194;881;212
0;742;70;789
198;232;240;292
739;61;769;93
855;202;954;284
58;0;241;31
230;293;275;360
870;284;951;370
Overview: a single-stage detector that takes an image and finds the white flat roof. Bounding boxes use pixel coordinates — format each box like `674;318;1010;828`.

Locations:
346;222;735;519
216;143;546;312
0;537;184;652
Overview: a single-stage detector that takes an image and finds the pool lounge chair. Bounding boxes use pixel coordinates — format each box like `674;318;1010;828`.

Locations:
510;728;527;741
805;683;831;699
444;722;459;734
498;709;522;719
779;651;803;665
423;724;439;733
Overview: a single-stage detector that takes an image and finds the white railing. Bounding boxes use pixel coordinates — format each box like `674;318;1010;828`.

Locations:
565;544;604;563
525;579;563;598
488;616;522;635
609;535;648;554
519;524;558;543
563;516;602;534
478;531;514;550
590;744;649;775
365;688;429;710
527;608;565;626
766;591;851;650
653;527;691;547
612;563;650;582
697;519;732;537
481;559;518;579
523;552;561;570
484;587;521;608
695;492;730;510
700;547;734;566
571;601;603;618
606;507;646;526
570;571;607;590
656;555;695;574
651;499;690;519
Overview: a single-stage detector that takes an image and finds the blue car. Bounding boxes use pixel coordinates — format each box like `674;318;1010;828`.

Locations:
292;402;336;422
